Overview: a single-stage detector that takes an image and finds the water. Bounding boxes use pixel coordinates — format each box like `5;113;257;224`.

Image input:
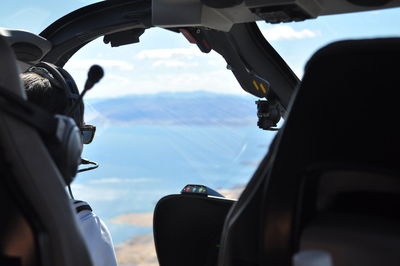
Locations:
71;124;275;244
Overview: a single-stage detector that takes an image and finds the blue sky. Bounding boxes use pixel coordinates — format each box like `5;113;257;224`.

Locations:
1;1;400;99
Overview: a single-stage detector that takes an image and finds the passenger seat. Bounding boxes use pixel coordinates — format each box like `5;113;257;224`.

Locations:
218;38;400;266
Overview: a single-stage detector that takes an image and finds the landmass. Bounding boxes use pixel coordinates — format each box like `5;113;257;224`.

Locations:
110;212;153;227
115;233;158;266
216;184;245;200
112;185;245;265
89;91;257;127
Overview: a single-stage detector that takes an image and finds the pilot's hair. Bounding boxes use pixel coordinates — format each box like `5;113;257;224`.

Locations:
21;72;68;115
21;72;84;126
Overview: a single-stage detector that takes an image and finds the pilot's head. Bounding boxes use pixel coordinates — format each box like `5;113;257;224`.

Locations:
21;71;69;115
21;63;95;145
21;63;84;127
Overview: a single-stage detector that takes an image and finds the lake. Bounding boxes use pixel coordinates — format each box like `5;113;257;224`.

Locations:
71;124;275;244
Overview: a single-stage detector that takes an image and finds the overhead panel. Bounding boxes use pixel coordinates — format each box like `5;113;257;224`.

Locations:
152;0;400;31
152;0;259;31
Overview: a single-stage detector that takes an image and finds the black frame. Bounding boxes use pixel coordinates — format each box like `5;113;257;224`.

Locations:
39;0;299;112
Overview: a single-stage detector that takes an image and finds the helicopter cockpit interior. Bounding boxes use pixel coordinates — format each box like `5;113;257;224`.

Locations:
1;0;400;265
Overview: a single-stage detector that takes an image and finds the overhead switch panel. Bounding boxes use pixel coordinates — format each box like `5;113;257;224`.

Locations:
246;0;323;23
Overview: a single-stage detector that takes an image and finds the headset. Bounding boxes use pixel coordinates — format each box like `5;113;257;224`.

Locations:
0;62;84;186
0;61;102;187
26;62;83;127
25;62;84;186
0;87;82;186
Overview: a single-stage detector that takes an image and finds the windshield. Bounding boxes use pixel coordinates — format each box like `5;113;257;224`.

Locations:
64;28;273;254
2;3;400;266
258;7;400;78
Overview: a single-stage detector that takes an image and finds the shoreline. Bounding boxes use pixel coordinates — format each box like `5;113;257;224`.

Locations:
110;184;244;227
115;233;158;266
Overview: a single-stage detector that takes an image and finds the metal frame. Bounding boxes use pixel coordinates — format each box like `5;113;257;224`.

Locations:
39;0;298;110
40;0;152;66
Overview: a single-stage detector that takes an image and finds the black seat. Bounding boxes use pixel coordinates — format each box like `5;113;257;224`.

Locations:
154;193;235;266
0;33;93;266
218;38;400;266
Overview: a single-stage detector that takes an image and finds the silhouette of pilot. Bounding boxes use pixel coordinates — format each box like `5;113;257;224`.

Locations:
21;64;118;266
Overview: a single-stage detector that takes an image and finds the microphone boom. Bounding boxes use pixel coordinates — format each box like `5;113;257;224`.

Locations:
67;65;104;116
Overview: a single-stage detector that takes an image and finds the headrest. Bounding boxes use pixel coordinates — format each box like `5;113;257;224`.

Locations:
154;194;234;266
274;38;400;174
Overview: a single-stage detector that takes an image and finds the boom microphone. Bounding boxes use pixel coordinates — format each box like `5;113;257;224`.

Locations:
67;65;104;116
85;64;104;91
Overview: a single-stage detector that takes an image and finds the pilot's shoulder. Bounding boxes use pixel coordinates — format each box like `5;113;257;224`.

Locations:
72;199;93;213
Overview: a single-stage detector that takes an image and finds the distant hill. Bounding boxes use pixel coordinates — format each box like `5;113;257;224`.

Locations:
89;91;259;127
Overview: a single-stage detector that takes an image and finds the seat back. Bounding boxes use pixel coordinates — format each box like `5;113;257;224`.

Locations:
218;38;400;266
260;38;400;265
154;194;234;266
0;32;93;266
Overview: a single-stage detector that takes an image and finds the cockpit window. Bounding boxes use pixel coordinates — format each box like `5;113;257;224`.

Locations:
258;7;400;78
0;0;98;33
3;2;400;265
64;28;276;264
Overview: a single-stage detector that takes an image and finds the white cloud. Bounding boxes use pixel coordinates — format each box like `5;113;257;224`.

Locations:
262;25;317;41
89;177;158;184
207;59;222;66
65;39;241;99
152;59;199;68
85;69;245;99
66;59;134;71
136;47;204;60
75;47;245;99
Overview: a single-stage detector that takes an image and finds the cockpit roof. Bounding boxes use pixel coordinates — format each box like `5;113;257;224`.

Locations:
1;0;400;111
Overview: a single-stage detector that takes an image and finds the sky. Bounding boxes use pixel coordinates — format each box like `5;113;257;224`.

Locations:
1;1;400;99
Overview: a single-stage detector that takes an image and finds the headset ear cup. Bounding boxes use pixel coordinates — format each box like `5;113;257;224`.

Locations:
24;62;83;185
51;115;83;185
